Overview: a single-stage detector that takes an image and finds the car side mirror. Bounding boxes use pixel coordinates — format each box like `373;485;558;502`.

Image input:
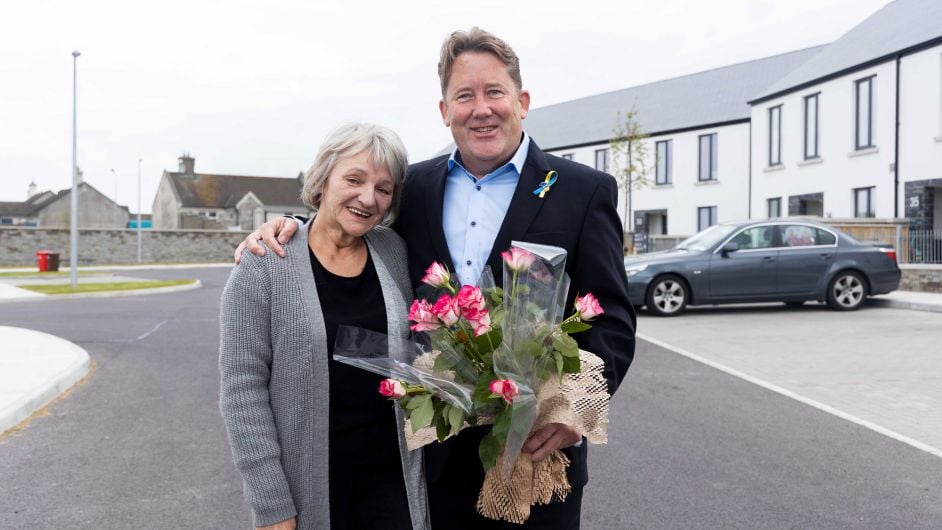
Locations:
721;242;740;256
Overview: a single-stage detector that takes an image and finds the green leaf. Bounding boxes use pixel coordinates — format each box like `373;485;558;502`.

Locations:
554;350;564;374
552;333;579;358
490;404;513;440
435;408;450;441
404;394;429;410
561;354;581;373
410;397;435;432
432;351;458;372
447;403;465;435
561;321;592;334
478;433;501;470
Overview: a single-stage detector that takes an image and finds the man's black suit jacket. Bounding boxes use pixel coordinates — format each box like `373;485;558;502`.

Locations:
394;139;637;489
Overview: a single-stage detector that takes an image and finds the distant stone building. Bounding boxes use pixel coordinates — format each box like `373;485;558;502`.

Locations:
0;176;130;228
152;154;311;230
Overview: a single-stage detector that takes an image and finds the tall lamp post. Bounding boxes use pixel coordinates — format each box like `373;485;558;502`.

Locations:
137;158;142;263
69;50;80;288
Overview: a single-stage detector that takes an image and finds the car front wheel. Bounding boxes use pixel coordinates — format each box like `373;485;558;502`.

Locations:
826;271;867;311
645;275;689;316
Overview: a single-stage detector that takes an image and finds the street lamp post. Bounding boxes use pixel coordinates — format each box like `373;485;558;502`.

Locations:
69;50;80;288
137;158;142;263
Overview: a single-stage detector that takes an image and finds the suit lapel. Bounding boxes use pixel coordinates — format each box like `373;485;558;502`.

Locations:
423;159;458;273
484;141;553;281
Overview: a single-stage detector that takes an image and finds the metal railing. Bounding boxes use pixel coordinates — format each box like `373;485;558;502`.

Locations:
908;229;942;264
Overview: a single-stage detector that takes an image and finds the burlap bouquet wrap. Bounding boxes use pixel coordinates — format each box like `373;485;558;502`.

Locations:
405;349;610;524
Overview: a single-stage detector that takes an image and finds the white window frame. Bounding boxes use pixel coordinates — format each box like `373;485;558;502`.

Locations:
854;76;875;150
767;197;782;218
697;206;717;231
854;187;875;218
594;149;609;172
698;133;718;181
655;140;672;185
803;93;820;159
768;105;782;166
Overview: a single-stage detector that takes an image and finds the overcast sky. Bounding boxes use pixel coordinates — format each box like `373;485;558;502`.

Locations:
0;0;890;212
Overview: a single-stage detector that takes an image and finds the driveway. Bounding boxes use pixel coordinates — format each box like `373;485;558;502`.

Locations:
636;302;942;456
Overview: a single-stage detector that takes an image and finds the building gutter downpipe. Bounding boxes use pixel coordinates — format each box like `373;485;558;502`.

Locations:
894;54;901;218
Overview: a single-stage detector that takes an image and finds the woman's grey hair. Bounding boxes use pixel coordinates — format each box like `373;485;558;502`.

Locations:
438;27;522;97
300;122;409;225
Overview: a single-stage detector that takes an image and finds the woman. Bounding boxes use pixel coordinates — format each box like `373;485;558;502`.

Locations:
219;123;428;530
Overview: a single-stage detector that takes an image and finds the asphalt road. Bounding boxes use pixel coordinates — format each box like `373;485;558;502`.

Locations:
1;266;940;529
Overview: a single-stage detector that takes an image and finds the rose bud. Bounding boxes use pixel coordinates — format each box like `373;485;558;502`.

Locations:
421;262;451;289
378;379;406;399
501;247;536;273
489;379;519;403
574;293;604;321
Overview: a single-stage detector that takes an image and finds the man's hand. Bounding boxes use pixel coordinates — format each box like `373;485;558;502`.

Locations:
234;217;298;264
257;516;296;530
523;422;582;462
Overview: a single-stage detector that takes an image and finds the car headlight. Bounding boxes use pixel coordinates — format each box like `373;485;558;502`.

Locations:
625;264;648;278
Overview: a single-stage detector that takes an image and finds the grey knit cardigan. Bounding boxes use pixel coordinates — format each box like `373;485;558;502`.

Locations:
219;222;429;529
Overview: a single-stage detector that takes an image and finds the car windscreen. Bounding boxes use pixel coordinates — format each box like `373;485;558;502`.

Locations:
674;224;739;251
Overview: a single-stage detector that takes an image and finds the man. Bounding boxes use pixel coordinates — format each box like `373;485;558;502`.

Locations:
238;27;636;529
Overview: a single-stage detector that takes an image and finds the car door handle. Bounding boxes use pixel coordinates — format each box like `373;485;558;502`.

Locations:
819;254;833;260
763;256;775;262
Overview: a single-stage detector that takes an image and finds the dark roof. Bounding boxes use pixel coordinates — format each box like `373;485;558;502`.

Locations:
753;0;942;102
0;201;40;217
437;45;825;155
167;172;304;209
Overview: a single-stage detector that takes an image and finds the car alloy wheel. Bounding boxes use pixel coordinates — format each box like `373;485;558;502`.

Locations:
646;275;688;316
827;271;866;311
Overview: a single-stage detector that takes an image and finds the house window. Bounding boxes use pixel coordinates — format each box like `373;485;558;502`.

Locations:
854;187;875;218
767;198;782;218
804;93;820;159
855;76;875;150
698;133;717;181
561;153;574;160
697;206;717;231
768;105;782;166
594;149;609;172
203;211;218;220
1;217;12;225
655;140;672;185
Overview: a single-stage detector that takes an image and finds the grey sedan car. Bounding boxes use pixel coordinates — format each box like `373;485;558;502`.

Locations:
624;220;901;316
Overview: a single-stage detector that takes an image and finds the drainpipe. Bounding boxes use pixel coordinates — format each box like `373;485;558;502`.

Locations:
748;120;753;218
894;54;901;218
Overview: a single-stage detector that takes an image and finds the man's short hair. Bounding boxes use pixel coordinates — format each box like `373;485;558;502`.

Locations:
301;122;408;225
437;27;522;97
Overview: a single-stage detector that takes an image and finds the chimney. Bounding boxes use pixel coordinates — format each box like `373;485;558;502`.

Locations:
178;153;195;174
27;180;37;199
76;167;84;184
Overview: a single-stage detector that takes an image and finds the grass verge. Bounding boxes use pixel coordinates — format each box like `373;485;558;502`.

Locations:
0;271;105;279
17;279;196;295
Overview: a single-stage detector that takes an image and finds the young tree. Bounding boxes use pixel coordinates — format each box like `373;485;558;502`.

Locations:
609;106;652;238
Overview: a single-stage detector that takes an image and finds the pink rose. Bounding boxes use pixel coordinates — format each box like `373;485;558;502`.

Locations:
501;247;536;273
408;299;441;332
431;294;460;326
378;379;406;399
574;293;604;321
455;285;486;313
489;379;519;403
421;262;451;289
464;307;491;336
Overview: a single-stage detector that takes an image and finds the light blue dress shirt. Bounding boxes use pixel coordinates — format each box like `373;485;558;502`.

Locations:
443;133;531;286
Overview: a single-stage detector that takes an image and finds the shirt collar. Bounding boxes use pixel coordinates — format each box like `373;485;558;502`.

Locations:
447;132;531;177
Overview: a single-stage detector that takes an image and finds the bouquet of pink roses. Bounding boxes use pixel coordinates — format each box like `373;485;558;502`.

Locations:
334;241;610;523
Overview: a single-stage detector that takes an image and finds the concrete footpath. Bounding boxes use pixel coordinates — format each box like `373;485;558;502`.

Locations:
0;264;222;435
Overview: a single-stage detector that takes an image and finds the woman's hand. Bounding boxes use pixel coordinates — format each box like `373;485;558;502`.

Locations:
234;216;298;263
257;516;297;530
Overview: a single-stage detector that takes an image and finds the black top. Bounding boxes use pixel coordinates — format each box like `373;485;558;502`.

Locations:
309;246;400;466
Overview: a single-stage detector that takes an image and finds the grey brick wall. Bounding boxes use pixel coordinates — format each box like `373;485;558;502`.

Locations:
900;265;942;293
0;227;250;266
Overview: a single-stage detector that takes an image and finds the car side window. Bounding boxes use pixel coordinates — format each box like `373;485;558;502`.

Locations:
730;226;775;249
816;229;837;245
780;225;816;247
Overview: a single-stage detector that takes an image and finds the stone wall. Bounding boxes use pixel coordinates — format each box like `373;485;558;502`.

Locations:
900;265;942;293
0;226;249;266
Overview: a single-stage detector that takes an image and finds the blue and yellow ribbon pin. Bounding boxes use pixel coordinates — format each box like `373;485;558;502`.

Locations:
532;170;558;199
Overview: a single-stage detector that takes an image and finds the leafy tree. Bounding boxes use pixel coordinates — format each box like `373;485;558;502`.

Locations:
609;106;652;238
